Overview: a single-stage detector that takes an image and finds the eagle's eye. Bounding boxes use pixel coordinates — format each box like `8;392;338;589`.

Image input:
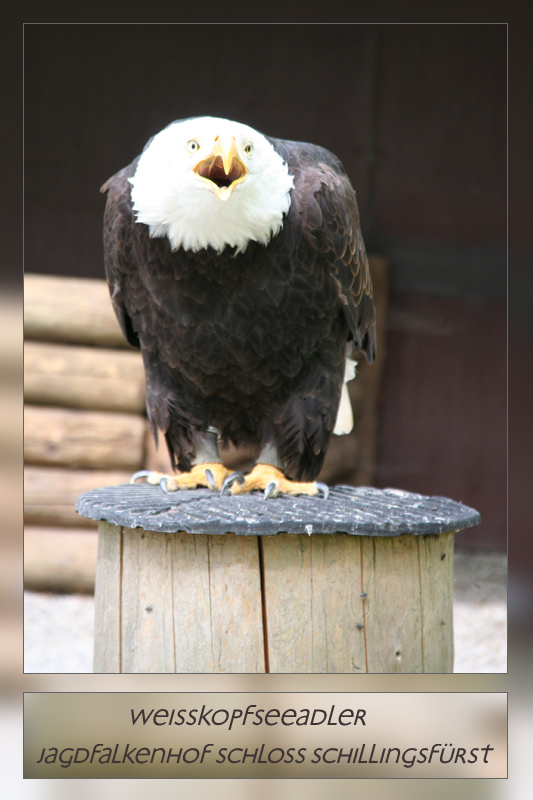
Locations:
187;140;200;154
244;142;253;156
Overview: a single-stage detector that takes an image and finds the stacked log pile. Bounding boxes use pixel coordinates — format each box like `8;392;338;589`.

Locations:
24;276;147;593
24;259;388;593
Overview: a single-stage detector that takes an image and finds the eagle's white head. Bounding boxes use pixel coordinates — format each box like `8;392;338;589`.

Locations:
129;116;294;254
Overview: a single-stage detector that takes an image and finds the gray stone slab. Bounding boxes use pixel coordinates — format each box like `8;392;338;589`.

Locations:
75;484;480;537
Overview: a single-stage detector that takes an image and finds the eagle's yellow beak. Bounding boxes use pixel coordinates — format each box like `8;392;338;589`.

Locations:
193;134;247;201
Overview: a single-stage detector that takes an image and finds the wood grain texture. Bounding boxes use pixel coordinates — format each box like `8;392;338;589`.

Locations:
94;525;264;673
93;521;122;673
24;526;98;594
24;274;130;348
24;406;146;470
121;529;176;673
261;534;313;672
92;524;455;674
418;531;454;672
361;534;423;673
24;466;133;527
308;534;367;673
261;534;366;673
170;533;214;672
24;341;145;413
207;534;265;673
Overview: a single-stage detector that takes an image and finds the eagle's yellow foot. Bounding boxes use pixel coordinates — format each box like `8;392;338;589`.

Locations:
131;463;232;493
224;463;329;500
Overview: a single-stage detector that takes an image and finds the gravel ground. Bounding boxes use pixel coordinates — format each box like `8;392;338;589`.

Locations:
23;550;506;673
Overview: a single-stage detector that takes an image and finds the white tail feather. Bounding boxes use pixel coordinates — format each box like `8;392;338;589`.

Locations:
333;358;357;436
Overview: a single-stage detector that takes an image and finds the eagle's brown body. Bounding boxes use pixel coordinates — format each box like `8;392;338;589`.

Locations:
102;131;376;483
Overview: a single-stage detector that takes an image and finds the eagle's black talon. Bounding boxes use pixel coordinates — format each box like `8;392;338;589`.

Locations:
316;482;329;500
220;471;245;496
130;470;153;484
264;481;278;500
204;468;216;491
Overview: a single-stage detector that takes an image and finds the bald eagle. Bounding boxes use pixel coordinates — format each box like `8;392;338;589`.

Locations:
102;116;376;498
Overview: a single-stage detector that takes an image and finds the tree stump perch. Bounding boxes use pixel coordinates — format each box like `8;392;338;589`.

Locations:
76;484;480;674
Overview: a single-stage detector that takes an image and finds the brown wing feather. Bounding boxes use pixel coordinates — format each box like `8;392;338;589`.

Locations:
268;137;376;362
101;159;142;349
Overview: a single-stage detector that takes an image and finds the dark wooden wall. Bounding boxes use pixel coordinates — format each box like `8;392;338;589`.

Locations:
24;24;507;549
24;24;506;294
376;295;506;551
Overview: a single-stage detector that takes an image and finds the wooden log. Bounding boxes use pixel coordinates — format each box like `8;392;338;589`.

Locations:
361;534;424;672
24;342;145;413
203;533;265;673
82;485;479;674
24;526;98;594
93;521;455;673
93;521;122;672
24;406;146;470
261;531;454;673
360;532;454;672
24;466;134;527
417;532;455;672
94;524;265;673
261;534;366;673
120;527;177;673
24;274;130;348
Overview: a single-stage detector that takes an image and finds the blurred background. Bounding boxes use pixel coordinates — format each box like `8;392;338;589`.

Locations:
23;23;506;673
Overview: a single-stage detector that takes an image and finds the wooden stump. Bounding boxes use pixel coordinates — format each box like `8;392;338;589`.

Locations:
77;485;480;674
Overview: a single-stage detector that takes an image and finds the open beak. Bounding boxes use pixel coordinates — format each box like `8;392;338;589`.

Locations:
193;134;247;201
